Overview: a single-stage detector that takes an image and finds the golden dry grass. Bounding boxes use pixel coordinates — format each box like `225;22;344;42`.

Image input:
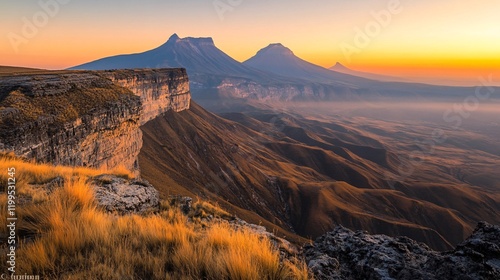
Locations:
0;152;133;200
0;154;310;279
190;199;233;220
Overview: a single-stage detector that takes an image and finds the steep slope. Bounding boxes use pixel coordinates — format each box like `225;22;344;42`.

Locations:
139;102;500;250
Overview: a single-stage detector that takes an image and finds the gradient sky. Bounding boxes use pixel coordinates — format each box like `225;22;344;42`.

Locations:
1;0;499;86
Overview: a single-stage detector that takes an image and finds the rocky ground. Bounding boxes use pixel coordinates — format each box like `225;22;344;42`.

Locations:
34;174;500;280
88;175;500;280
305;222;500;280
91;174;160;214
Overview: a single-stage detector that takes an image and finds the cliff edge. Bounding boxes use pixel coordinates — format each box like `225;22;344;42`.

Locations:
0;68;191;171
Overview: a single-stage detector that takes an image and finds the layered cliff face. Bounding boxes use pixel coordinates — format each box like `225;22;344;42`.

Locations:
214;78;334;101
102;69;190;124
0;68;191;171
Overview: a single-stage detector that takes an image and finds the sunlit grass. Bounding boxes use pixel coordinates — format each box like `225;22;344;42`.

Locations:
0;154;310;279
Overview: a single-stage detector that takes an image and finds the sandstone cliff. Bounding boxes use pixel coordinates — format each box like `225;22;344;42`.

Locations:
0;68;191;171
101;69;190;124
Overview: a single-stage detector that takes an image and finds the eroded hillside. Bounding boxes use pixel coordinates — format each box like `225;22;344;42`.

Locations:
139;102;500;251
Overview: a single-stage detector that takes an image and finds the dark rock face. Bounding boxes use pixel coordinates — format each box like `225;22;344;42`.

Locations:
305;222;500;280
91;175;160;214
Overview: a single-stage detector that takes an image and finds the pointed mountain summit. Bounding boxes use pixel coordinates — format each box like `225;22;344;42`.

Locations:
70;34;264;79
244;44;367;85
330;62;351;72
168;33;180;41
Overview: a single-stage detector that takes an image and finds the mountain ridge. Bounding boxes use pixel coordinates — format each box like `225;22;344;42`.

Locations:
71;34;271;81
243;43;370;85
69;34;491;104
139;101;500;251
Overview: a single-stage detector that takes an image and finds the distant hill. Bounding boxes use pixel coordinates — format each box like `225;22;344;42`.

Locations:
0;65;47;76
243;44;369;85
329;62;409;83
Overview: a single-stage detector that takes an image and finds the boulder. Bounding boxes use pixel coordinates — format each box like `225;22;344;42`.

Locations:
91;175;159;214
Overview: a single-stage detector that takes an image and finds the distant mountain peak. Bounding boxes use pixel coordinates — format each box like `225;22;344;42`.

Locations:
161;34;215;48
268;43;285;48
184;36;215;45
257;43;294;56
331;62;350;72
157;33;181;48
243;43;367;84
169;33;180;41
70;33;263;78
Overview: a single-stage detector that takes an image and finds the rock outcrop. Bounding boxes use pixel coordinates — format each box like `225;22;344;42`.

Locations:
102;69;190;124
305;222;500;280
91;175;160;214
0;68;191;171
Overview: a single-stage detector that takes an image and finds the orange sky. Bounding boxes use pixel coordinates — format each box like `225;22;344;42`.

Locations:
1;0;498;86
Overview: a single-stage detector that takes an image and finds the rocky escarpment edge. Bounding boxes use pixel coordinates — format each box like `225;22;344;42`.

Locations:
0;68;191;171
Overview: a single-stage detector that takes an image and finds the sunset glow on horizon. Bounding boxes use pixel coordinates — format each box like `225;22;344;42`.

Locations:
1;0;499;86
